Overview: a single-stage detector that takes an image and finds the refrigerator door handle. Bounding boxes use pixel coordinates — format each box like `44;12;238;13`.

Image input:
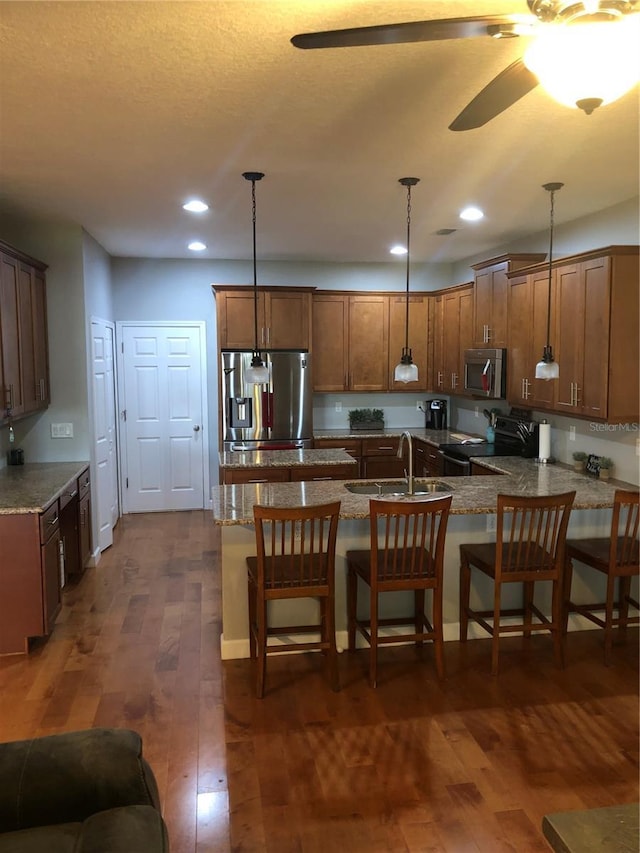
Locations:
262;389;274;428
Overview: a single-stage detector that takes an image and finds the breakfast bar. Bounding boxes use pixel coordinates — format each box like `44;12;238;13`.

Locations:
211;455;635;660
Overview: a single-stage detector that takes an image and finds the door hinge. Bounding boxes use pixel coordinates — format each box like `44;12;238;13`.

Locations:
121;409;126;421
121;342;124;354
126;477;129;488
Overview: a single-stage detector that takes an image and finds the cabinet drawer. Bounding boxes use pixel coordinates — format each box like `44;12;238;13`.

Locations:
313;438;361;455
361;437;400;456
290;463;357;482
39;501;60;543
223;468;290;485
59;481;79;511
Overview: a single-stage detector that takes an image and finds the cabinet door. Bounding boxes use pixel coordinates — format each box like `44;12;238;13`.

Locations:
348;295;388;391
431;295;445;393
530;269;556;410
507;275;532;406
458;288;473;393
579;256;610;418
0;252;24;417
312;294;349;391
554;263;583;413
265;291;311;349
19;263;48;415
473;267;493;346
362;456;406;479
442;291;461;394
388;294;428;391
60;495;81;578
41;529;62;634
32;268;50;409
217;290;266;349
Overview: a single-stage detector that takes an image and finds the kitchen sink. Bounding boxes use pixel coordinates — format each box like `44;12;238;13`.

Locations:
344;480;452;497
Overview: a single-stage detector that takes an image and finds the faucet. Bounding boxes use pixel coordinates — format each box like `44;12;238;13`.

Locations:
397;431;414;495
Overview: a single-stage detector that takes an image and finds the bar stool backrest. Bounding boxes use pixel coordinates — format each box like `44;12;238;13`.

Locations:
610;490;639;569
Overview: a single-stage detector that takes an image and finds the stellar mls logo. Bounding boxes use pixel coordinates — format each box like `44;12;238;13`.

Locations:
589;422;639;431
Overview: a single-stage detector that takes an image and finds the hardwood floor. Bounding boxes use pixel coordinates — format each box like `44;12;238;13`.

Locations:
0;510;637;852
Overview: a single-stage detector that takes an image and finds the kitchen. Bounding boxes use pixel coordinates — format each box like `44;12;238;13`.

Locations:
1;2;639;850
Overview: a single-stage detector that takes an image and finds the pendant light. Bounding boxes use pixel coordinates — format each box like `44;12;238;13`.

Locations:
242;171;269;385
535;181;563;381
394;176;420;384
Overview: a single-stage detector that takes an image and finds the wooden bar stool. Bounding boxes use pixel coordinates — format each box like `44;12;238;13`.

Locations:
346;494;452;688
246;501;341;698
564;489;639;665
459;490;576;675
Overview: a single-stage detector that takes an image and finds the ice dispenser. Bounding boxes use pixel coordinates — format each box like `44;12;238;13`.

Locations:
229;396;253;429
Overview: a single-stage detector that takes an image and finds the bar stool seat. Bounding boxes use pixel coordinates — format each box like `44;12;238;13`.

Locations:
246;501;341;698
346;494;452;688
564;489;639;665
459;491;576;675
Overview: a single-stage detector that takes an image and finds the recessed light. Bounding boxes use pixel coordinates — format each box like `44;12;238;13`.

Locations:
188;241;207;252
389;245;407;255
436;228;457;235
460;206;484;222
183;200;209;213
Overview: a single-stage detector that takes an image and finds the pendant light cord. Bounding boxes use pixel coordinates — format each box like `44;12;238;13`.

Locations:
542;181;563;356
404;183;412;353
251;177;259;354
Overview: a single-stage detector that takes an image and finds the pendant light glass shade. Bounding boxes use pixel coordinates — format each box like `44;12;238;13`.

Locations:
394;177;420;384
535;181;563;381
242;171;268;385
524;18;640;115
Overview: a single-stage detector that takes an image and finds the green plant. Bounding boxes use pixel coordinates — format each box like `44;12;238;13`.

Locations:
348;408;384;424
599;456;613;469
572;451;587;462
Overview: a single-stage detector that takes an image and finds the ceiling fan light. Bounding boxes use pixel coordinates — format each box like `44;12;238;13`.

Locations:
524;19;640;109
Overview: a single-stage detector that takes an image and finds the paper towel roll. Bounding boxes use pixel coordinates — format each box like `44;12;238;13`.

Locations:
538;422;551;461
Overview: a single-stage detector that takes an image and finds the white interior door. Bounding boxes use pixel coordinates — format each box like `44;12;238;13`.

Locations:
91;319;119;551
118;322;207;513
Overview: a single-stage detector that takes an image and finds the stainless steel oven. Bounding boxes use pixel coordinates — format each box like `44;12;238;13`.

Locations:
442;453;471;477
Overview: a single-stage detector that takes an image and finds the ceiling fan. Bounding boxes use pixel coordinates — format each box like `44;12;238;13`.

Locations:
291;1;640;130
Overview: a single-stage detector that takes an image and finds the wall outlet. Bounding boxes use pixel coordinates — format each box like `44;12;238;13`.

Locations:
486;514;497;533
475;406;479;417
569;425;576;441
51;423;74;438
335;402;342;412
636;437;640;457
416;401;422;411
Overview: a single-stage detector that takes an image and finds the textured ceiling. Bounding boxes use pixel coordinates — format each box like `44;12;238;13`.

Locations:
0;0;638;265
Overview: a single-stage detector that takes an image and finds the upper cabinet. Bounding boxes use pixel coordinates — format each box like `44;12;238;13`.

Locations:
213;286;313;350
0;241;49;424
388;293;429;391
507;246;639;423
311;293;349;392
430;283;473;395
472;253;545;347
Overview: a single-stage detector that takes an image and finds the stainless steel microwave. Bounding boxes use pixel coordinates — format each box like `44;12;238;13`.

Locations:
464;348;506;399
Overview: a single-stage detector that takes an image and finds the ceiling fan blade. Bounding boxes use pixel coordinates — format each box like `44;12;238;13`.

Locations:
291;15;522;49
449;58;539;131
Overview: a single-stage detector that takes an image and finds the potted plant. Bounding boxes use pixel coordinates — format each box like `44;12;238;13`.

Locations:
572;451;587;472
348;408;384;431
598;457;613;479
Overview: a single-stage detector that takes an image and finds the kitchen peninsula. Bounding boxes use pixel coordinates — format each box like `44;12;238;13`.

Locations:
211;455;636;660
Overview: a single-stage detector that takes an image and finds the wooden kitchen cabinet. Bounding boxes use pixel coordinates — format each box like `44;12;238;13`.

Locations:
414;439;443;477
431;294;445;393
0;241;49;424
388;293;429;391
78;467;92;570
439;283;473;395
312;293;349;392
507;269;555;411
508;246;639;423
472;253;544;347
361;435;405;479
222;467;290;485
313;437;362;476
214;286;313;350
289;463;357;482
312;292;389;392
40;501;62;635
60;466;92;578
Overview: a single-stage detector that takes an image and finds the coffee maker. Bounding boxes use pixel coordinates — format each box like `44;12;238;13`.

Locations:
424;399;448;430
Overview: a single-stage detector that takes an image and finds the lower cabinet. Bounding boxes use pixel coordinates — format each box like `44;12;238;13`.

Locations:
470;462;501;476
414;439;444;477
0;466;91;655
361;436;405;479
222;464;357;485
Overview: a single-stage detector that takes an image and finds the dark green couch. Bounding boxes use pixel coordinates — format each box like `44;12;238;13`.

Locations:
0;728;169;852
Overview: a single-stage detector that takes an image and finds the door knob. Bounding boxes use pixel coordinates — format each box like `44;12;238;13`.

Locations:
193;425;201;432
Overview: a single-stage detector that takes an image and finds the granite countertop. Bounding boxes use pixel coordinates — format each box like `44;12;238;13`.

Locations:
219;448;358;469
211;456;635;525
0;462;89;514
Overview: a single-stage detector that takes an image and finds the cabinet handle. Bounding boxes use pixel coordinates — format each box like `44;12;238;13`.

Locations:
574;383;581;406
437;371;443;388
39;378;45;401
451;373;457;389
378;446;395;450
311;476;332;481
67;490;78;499
49;514;59;526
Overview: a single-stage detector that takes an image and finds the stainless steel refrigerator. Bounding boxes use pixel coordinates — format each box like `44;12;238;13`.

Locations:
221;350;313;450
